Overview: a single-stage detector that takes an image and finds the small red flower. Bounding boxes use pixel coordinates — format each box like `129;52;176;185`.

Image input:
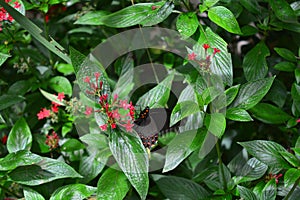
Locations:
100;124;107;131
267;173;283;184
122;120;134;132
296;118;300;123
84;76;90;83
111;123;116;129
203;44;210;50
94;72;101;79
14;1;21;9
1;134;8;145
112;109;120;120
57;92;65;101
188;52;197;60
213;48;221;54
85;106;93;116
45;131;59;150
51;102;59;113
151;5;157;10
37;108;51;120
119;100;131;109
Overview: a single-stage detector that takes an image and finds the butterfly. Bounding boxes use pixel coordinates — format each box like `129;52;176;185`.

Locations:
133;106;180;150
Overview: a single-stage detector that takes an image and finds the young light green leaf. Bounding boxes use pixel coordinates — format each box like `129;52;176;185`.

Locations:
225;84;240;106
48;76;72;96
208;6;242;34
0;52;10;67
7;118;32;153
284;168;300;187
75;11;110;25
170;101;199;126
97;167;131;200
39;89;65;106
204;113;226;138
50;184;96;200
226;108;253;122
176;12;199;39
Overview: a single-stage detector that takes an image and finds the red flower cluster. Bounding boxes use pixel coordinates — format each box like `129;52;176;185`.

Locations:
84;72;135;132
266;173;283;184
45;131;59;150
0;0;21;31
44;4;67;23
37;92;64;120
187;43;221;71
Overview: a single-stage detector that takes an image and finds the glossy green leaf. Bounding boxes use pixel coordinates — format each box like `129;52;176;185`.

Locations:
270;0;297;23
170;101;199;126
141;1;174;26
75;11;110;25
0;52;10;67
163;129;205;172
176;12;199;39
0;94;25;111
238;158;268;183
61;139;85;152
109;129;149;200
50;184;96;200
260;179;276;200
295;68;300;84
239;0;261;14
48;76;72;96
97;167;131;200
69;46;86;75
7;80;31;96
56;63;74;76
23;187;45;200
249;103;292;124
199;27;233;86
152;175;210;199
238;185;258;200
204;113;226;138
274;47;297;62
0;150;43;171
226;107;253;122
231;77;274;110
225;84;240;106
39;89;65;106
241;25;258;36
208;6;242;34
284;168;300;187
62;122;72;137
79;133;108;150
199;0;219;12
239;140;291;169
8;157;82;185
264;79;287;108
243;42;270;81
136;73;174;108
279;151;300;167
274;61;296;72
7;118;32;153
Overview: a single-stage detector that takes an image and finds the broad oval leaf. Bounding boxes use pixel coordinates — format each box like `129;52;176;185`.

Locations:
75;11;110;25
204;113;226;138
249;103;292;124
260;179;276;200
238;140;291;169
284;168;300;188
225;84;240;106
8;157;82;185
170;101;199;126
269;0;297;23
50;184;96;200
226;107;253;122
48;76;72;96
141;1;174;26
176;12;199;39
273;61;296;72
97;167;131;200
23;187;45;200
8;80;31;96
243;42;270;81
238;185;258;200
208;6;242;34
231;77;274;110
109;129;149;200
274;47;297;62
238;158;268;183
7;118;32;153
0;94;25;111
152;175;210;199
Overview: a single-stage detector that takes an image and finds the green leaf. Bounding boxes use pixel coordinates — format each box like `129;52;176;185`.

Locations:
8;80;31;96
176;12;199;39
109;129;149;200
260;179;276;200
8;157;82;185
0;1;70;63
113;57;134;100
279;151;300;167
269;0;297;23
7;118;32;153
243;42;270;81
238;158;268;183
249;103;292;124
163;129;205;172
141;1;174;26
39;89;65;106
204;113;226;138
75;11;110;25
231;77;274;110
69;47;86;75
56;63;74;76
264;79;287;108
62;122;72;137
274;47;297;62
239;0;261;14
295;68;300;84
238;185;258;200
199;27;233;86
225;84;240;106
273;61;296;72
97;167;131;200
79;133;108;150
23;187;45;200
0;52;10;67
170;101;199;126
152;175;210;199
136;73;174;108
50;184;96;200
0;94;25;111
61;139;85;152
238;140;291;169
48;76;72;96
284;168;300;187
208;6;242;34
226;108;253;122
0;150;43;171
